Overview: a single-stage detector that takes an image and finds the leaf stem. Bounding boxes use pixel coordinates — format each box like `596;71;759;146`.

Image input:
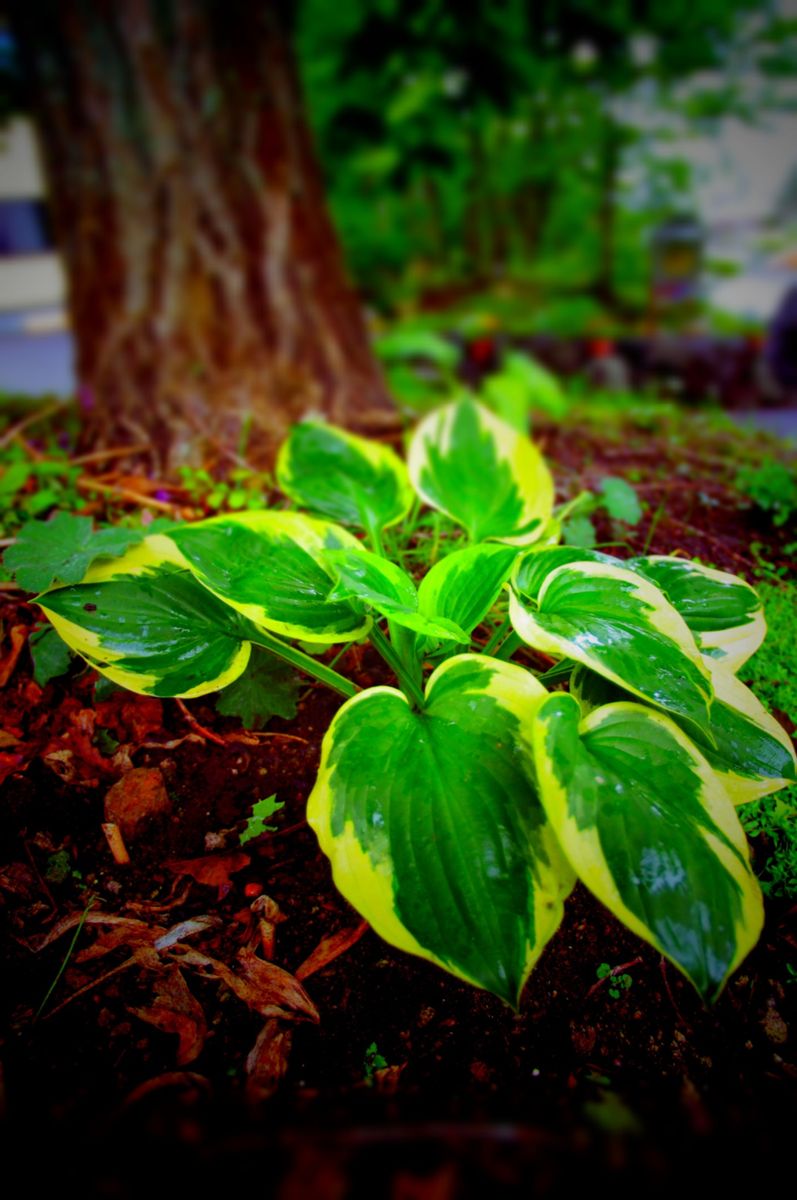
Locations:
247;628;359;699
370;623;426;709
494;631;522;661
481;614;512;657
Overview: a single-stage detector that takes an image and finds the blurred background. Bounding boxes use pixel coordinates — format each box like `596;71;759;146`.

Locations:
0;0;796;441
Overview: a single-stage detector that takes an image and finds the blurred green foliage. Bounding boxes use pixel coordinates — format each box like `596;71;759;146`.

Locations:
296;0;792;326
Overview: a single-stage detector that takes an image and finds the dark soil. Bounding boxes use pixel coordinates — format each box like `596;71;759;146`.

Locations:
1;414;795;1198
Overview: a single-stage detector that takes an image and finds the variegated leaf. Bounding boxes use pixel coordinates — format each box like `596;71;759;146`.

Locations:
164;512;369;643
307;655;574;1005
510;556;714;740
324;546;467;642
571;660;796;806
37;539;252;698
679;658;796;804
416;543;518;653
629;556;765;672
532;694;764;1001
407;398;554;544
276;420;413;540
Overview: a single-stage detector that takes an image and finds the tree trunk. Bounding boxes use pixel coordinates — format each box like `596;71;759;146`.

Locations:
11;0;394;468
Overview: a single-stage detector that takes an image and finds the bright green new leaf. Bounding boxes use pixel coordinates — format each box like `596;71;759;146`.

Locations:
483;353;568;428
215;647;299;729
407;398;554;544
37;539;254;698
164;511;370;644
374;327;458;370
417;544;518;639
628;556;765;671
482;372;530;433
308;655;574;1005
325;546;468;642
532;694;763;1001
511;555;714;740
276;421;413;539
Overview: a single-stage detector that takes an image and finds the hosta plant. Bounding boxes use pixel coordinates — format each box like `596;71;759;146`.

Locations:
31;399;796;1006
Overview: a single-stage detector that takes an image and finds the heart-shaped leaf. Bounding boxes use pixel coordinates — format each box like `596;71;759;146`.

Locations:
532;694;763;1001
407;398;554;545
308;655;573;1004
38;540;253;698
276;421;412;540
510;555;714;741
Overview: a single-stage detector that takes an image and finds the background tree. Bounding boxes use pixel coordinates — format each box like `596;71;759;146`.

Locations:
8;0;394;468
298;0;776;320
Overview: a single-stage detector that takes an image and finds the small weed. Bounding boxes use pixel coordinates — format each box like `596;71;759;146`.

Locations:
743;581;797;723
596;961;633;999
239;794;284;845
560;477;644;549
44;849;84;887
177;465;273;513
363;1041;388;1085
739;787;797;898
735;460;797;528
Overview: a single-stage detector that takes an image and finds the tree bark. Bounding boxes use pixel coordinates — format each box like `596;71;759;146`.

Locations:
11;0;394;468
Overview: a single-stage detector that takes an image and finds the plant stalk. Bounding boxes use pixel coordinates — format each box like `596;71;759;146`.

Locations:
248;628;358;699
481;614;512;657
370;623;426;709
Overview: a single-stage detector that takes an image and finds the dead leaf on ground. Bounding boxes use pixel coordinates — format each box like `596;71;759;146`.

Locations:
75;919;165;962
42;707;122;786
121;1072;212;1109
236;946;319;1022
0;624;29;687
295;919;369;981
245;1018;293;1104
31;911;164;953
0;862;39;901
104;767;172;840
0;750;28;786
172;944;319;1023
129;966;208;1065
164;851;250;894
95;692;164;742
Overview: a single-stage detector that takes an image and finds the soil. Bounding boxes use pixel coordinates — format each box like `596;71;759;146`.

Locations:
1;412;795;1198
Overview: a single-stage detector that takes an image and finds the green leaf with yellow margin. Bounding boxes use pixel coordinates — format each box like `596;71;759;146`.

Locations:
510;554;714;741
37;539;253;699
532;694;764;1001
407;398;554;545
629;556;765;672
307;655;574;1005
324;546;467;642
571;660;797;806
163;512;370;644
417;544;519;638
276;420;413;540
